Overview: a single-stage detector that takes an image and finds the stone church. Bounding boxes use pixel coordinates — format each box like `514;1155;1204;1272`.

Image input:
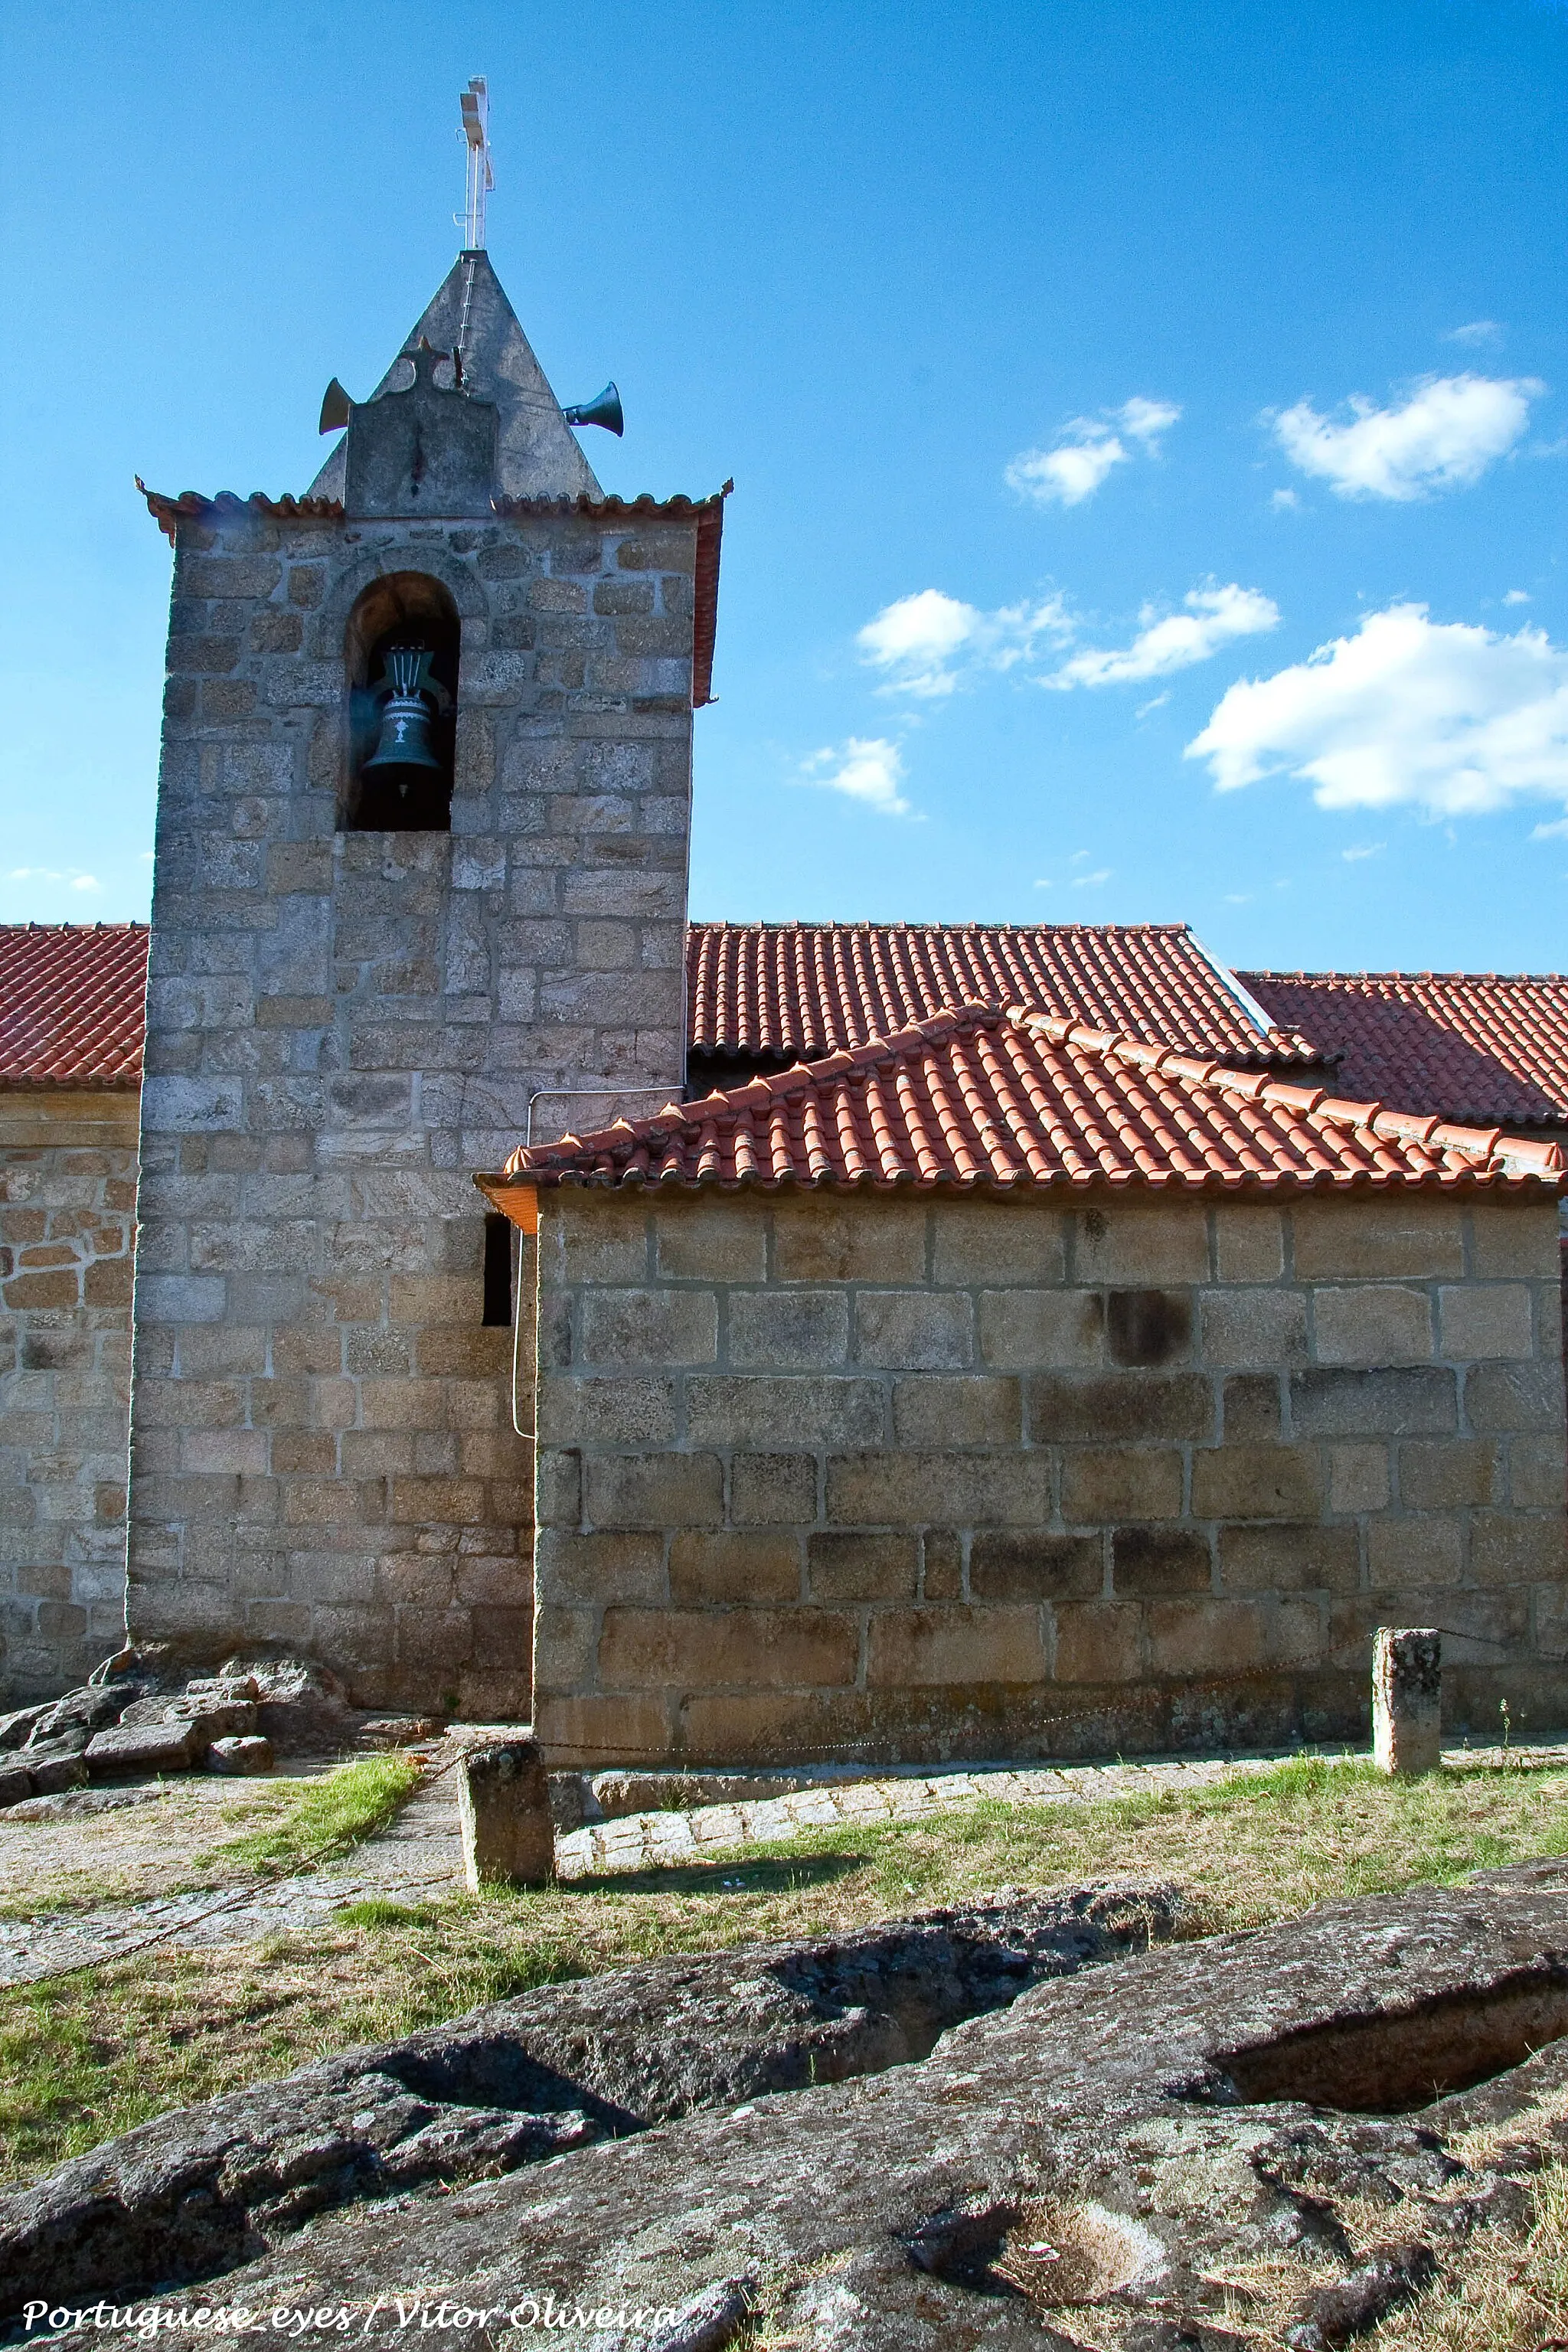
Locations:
2;245;1566;1762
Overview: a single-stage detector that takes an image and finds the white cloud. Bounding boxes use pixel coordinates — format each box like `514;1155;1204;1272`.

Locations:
799;737;914;818
1116;397;1181;447
1050;584;1279;690
1504;589;1531;606
6;865;100;890
1273;374;1541;501
1341;843;1384;862
1186;603;1568;818
1007;433;1126;508
1447;320;1503;347
1071;867;1112;887
1007;396;1181;508
858;590;980;697
1270;488;1300;512
859;568;1269;707
857;587;1070;697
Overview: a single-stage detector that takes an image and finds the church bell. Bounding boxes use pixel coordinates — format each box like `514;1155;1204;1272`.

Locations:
364;645;446;792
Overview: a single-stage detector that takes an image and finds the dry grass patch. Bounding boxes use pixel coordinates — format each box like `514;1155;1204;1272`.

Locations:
0;1755;423;1925
1363;2160;1568;2352
0;1791;292;1922
1203;2158;1568;2352
0;1940;377;2187
4;1755;1568;2194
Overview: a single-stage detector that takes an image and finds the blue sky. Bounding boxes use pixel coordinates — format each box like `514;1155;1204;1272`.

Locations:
2;0;1566;973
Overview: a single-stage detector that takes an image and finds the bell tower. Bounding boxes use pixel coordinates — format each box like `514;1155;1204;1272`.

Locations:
127;194;725;1713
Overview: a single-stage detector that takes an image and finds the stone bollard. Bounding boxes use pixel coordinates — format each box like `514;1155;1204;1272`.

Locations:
1372;1627;1442;1775
456;1739;555;1890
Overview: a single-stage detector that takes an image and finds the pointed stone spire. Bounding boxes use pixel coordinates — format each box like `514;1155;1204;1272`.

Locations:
309;250;603;504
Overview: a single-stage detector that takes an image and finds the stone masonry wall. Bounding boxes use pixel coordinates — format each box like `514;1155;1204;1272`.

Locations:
531;1187;1568;1766
1;1089;139;1700
128;501;698;1713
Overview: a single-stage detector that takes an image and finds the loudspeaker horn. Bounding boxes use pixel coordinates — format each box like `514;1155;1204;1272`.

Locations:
563;381;624;436
318;377;353;435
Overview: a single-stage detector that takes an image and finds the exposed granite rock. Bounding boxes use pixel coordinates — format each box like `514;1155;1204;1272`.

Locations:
21;1733;91;1767
116;1697;257;1739
83;1721;203;1775
0;1686;139;1802
225;1656;358;1753
18;1688;141;1765
0;1786;172;1822
0;1704;52;1751
113;1661;333;1753
0;1653;394;1808
358;1715;441;1749
25;1688;139;1744
206;1735;274;1775
108;1860;1568;2350
0;1884;1174;2325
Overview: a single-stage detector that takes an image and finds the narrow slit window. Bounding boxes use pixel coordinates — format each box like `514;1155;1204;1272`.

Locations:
482;1214;514;1327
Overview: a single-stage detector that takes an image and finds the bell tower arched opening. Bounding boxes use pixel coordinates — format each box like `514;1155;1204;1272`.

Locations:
341;571;461;831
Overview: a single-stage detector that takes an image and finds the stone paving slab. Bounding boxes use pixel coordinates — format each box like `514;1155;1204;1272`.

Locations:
550;1740;1568;1880
564;1746;1437;1876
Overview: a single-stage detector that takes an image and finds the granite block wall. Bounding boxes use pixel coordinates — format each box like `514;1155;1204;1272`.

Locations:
531;1187;1568;1766
1;1089;139;1700
128;501;699;1712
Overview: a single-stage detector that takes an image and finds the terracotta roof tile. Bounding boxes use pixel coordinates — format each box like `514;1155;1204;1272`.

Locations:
484;1004;1563;1203
1242;969;1568;1128
687;922;1315;1068
0;924;149;1086
136;480;342;541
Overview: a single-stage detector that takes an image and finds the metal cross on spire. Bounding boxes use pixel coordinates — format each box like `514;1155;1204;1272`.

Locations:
459;77;494;250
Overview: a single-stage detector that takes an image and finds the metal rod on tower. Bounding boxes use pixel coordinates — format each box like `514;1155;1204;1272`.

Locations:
459;77;493;251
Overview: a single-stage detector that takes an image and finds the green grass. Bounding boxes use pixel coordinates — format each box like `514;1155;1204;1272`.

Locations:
195;1753;423;1878
6;1756;1568;2344
332;1896;442;1929
5;1754;1568;2191
0;1764;422;1922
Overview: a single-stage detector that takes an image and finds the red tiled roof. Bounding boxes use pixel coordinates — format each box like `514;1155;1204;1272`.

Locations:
137;480;343;541
687;922;1315;1068
484;1004;1563;1203
139;481;729;714
0;924;149;1087
1242;970;1568;1129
